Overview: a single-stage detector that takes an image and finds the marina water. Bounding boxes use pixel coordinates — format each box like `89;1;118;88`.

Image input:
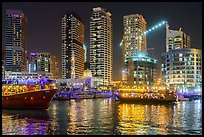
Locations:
2;98;202;135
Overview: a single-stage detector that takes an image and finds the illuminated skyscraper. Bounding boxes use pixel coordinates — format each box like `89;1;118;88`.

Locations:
28;52;53;78
123;14;147;63
36;52;51;73
5;9;27;72
62;12;84;79
162;48;202;92
28;52;37;73
166;23;191;52
122;14;147;82
162;24;201;93
90;7;113;85
127;52;157;86
50;55;59;79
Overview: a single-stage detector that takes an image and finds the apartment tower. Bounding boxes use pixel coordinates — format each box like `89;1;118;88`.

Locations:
36;52;51;73
122;14;147;82
166;23;191;52
5;9;27;72
62;12;84;79
122;14;147;63
90;7;113;85
50;55;59;79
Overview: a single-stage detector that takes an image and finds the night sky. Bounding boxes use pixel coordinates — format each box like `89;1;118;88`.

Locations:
2;2;202;80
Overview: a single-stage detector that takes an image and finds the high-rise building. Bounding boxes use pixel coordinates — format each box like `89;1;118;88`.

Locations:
162;48;202;92
90;7;113;85
162;24;201;93
5;9;27;72
166;23;191;52
36;52;51;73
28;52;53;78
28;52;38;73
50;55;59;79
127;52;157;86
62;12;84;79
122;14;147;83
123;14;147;63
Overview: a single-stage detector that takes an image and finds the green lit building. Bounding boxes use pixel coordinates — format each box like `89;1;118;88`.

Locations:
127;52;157;86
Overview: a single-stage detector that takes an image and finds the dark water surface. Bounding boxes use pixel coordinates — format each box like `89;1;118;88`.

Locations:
2;99;202;135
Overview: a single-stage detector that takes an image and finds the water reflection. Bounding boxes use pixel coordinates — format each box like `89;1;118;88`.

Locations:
48;99;116;135
2;109;53;135
116;100;202;135
2;99;202;135
116;103;174;135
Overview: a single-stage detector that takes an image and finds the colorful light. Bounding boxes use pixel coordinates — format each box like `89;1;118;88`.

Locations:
138;20;167;38
120;20;167;47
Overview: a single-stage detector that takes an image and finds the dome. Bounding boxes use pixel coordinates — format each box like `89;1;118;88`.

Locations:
83;69;92;78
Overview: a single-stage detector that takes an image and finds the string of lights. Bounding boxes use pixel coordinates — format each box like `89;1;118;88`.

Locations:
120;20;167;46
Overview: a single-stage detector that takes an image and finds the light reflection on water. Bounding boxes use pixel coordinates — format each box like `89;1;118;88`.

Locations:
2;99;202;135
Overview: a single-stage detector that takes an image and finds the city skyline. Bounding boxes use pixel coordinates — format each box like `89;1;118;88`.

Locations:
2;2;202;80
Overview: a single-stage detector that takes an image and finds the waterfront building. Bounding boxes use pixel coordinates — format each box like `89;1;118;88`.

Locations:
123;14;147;58
162;48;202;92
28;52;51;75
90;7;113;85
50;55;59;79
5;9;28;72
62;12;84;79
163;24;201;93
36;52;51;73
166;23;191;52
122;14;147;82
127;52;157;86
5;71;53;79
28;52;37;73
56;69;103;89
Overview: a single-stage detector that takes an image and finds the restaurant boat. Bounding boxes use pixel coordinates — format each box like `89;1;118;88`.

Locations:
2;78;58;109
116;85;178;103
